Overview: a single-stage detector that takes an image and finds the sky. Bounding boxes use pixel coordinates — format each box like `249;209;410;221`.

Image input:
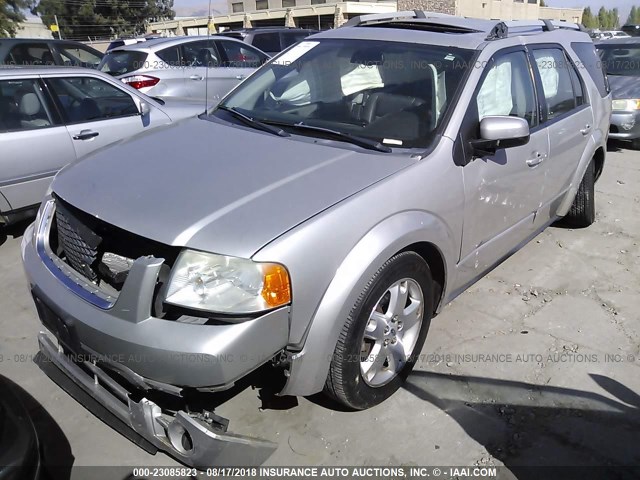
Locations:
173;0;637;21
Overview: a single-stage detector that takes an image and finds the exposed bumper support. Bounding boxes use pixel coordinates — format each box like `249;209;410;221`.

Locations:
37;333;277;468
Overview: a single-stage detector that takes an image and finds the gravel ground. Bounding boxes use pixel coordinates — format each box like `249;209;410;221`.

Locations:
0;143;638;479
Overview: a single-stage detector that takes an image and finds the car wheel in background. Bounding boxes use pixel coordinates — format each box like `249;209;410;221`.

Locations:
325;251;433;410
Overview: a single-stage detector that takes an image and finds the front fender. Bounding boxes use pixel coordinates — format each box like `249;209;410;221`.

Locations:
280;210;456;397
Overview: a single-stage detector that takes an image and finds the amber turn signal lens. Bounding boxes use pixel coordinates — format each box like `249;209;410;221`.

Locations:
261;264;291;308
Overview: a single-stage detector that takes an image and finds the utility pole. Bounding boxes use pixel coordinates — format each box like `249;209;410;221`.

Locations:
54;15;62;39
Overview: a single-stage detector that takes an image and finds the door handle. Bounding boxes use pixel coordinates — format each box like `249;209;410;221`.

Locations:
189;75;203;81
235;74;245;80
72;130;99;141
580;124;592;135
526;152;547;167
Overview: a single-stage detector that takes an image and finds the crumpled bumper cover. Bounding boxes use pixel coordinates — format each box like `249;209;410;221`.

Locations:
37;332;277;468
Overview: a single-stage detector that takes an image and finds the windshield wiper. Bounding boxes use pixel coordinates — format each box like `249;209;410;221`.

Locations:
216;105;290;137
265;121;392;153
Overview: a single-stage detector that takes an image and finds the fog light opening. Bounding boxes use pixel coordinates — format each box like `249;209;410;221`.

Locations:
168;422;194;455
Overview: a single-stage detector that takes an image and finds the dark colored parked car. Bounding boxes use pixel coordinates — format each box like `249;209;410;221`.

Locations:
0;38;103;68
621;24;640;37
0;377;41;480
596;37;640;148
218;27;319;56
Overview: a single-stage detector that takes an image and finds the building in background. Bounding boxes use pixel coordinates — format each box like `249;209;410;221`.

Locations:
398;0;582;22
15;17;54;39
147;0;583;36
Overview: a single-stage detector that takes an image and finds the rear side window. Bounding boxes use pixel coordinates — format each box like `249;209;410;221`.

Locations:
532;48;579;121
157;46;181;66
217;41;266;67
282;32;310;49
0;79;53;132
573;42;610;97
5;43;54;65
181;40;220;67
99;50;148;75
47;77;138;123
55;44;102;68
252;33;280;53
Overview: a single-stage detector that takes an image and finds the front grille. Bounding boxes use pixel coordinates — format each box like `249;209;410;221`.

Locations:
56;203;101;281
50;196;179;295
610;125;619;134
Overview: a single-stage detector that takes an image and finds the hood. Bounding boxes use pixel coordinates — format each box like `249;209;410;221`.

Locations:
52;117;416;258
608;75;640;99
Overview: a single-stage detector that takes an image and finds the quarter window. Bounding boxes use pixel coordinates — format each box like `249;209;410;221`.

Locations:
0;79;53;132
476;51;537;128
532;48;578;121
47;77;138;123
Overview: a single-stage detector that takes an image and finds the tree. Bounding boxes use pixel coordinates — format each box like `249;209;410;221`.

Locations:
540;0;547;6
582;7;598;29
627;6;640;25
611;8;619;29
0;0;35;37
32;0;174;40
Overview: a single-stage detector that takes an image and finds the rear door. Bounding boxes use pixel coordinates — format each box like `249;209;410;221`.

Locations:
180;39;222;101
0;77;75;211
530;46;594;218
45;75;168;159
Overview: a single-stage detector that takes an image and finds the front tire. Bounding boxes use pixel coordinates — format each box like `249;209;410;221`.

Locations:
324;251;433;410
563;159;595;228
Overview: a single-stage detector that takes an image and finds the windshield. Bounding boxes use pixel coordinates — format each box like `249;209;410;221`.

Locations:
214;39;475;149
597;45;640;76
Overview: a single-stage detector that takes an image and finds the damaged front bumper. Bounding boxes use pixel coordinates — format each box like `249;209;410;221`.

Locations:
37;332;277;467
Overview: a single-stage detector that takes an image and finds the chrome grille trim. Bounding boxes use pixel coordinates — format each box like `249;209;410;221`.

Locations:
36;199;116;309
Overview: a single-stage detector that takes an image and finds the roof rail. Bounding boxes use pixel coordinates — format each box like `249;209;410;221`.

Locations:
342;11;585;38
343;10;457;28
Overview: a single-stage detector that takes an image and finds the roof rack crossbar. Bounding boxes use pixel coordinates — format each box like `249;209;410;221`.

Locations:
486;19;583;40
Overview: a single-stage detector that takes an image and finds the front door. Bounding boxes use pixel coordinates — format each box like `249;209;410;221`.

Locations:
45;76;154;159
458;49;550;286
0;77;76;211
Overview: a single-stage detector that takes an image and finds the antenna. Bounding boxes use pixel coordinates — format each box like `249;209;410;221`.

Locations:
204;0;213;114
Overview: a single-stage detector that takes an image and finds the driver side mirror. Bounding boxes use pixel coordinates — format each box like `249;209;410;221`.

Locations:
470;116;530;156
138;100;151;116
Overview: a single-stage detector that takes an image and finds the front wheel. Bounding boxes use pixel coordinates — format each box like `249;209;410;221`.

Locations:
324;251;433;410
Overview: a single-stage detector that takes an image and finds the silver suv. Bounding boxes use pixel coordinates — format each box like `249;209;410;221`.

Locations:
22;12;611;467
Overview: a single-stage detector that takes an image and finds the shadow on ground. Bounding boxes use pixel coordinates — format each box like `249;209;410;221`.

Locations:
405;371;640;479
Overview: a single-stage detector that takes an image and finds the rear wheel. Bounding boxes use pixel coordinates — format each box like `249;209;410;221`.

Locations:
564;159;595;228
324;252;433;410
